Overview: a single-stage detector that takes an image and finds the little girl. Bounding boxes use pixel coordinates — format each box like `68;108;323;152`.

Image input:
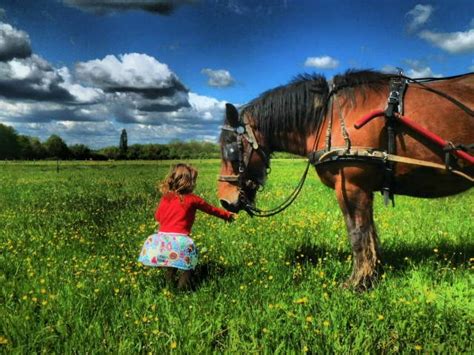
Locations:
138;163;235;289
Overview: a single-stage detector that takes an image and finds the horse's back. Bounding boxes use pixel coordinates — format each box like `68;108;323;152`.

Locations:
429;73;474;102
394;74;473;197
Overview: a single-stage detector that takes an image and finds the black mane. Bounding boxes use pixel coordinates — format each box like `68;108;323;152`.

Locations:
334;69;390;90
241;69;393;142
241;73;329;140
332;69;393;95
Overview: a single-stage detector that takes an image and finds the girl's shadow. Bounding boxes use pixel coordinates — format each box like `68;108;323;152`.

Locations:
153;261;237;292
284;241;473;271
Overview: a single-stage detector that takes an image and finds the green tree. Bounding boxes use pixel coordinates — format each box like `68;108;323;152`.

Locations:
29;137;47;159
44;134;70;159
99;146;120;160
70;144;91;160
119;129;128;158
126;144;141;160
17;135;34;159
16;135;48;160
0;123;19;159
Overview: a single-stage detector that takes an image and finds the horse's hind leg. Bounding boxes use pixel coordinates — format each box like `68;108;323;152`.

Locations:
335;180;381;290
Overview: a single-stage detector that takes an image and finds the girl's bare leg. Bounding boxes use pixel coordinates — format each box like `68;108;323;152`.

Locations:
177;270;193;290
165;268;177;283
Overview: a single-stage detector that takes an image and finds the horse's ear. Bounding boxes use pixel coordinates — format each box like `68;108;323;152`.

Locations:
225;103;239;127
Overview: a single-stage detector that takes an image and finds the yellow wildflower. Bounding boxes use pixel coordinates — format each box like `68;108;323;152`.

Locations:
294;296;309;304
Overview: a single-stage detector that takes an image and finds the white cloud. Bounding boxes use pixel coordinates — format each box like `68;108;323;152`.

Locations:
406;67;441;78
110;91;226;127
419;29;474;54
380;65;400;74
404;59;443;78
304;56;339;69
57;67;104;104
12;120;119;147
189;92;223;111
75;53;180;89
0;97;109;123
406;4;433;32
201;68;235;87
188;92;227;121
0;22;32;61
0;55;74;101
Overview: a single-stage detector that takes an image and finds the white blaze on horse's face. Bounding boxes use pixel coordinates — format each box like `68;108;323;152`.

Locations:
217;160;241;211
217;103;244;212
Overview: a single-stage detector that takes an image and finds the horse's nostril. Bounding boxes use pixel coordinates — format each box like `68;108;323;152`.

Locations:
220;199;240;212
220;199;231;210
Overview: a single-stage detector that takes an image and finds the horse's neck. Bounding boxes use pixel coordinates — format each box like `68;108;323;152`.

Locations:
267;131;309;157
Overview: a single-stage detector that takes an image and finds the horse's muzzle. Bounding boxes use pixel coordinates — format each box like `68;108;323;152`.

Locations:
220;198;242;213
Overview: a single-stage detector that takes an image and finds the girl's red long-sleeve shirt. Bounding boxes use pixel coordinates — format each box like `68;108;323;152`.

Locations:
155;192;233;234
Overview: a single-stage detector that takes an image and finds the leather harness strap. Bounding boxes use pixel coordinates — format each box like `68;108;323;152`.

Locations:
309;146;474;183
382;75;407;206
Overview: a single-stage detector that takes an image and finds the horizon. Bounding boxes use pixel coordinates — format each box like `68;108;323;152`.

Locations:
0;0;473;148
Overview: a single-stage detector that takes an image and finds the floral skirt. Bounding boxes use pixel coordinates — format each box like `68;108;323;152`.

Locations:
138;232;198;270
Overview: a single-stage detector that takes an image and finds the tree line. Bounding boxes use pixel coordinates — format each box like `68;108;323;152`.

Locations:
0;123;221;160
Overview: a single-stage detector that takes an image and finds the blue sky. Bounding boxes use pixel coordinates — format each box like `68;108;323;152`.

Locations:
0;0;473;148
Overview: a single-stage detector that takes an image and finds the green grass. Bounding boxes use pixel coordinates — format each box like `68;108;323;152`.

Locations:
1;160;473;353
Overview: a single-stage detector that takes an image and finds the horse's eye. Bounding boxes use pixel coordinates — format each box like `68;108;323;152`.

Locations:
223;142;239;161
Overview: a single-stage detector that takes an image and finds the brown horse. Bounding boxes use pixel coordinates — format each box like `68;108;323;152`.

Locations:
217;70;474;290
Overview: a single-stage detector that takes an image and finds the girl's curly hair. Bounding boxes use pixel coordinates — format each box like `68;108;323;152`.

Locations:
159;163;198;196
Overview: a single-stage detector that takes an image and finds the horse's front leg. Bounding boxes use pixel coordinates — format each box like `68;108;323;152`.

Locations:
335;178;381;290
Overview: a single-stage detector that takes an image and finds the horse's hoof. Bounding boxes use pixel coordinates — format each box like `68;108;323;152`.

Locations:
341;275;375;292
340;280;351;290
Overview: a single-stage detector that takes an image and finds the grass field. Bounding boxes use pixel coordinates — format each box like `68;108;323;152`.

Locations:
1;159;473;353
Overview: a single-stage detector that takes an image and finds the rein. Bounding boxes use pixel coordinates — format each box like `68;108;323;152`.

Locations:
244;161;311;217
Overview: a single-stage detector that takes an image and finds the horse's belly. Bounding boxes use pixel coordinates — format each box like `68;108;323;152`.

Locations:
394;167;473;198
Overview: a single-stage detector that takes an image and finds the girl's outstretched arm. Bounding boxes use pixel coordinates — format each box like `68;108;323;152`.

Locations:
191;195;234;221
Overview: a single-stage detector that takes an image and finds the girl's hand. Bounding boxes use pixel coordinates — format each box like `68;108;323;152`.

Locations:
228;213;238;222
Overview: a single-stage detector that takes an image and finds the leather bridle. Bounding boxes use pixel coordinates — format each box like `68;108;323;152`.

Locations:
218;115;270;190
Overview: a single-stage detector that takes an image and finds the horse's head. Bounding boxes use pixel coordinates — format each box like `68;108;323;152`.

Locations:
218;103;270;214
